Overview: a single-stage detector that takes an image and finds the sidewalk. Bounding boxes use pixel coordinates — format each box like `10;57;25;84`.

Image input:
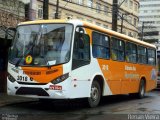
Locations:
0;93;36;107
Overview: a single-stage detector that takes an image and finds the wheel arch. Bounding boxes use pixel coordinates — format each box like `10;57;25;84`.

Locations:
92;75;105;96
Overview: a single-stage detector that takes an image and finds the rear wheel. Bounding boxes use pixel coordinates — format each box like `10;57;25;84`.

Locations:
129;80;145;99
137;80;145;98
88;80;101;107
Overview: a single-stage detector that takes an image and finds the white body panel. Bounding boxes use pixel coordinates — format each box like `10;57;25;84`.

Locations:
7;20;112;99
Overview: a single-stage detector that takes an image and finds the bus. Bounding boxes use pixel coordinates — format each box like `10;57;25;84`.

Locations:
157;50;160;88
7;19;157;107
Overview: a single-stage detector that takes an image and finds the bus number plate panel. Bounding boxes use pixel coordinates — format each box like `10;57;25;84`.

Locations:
17;75;32;82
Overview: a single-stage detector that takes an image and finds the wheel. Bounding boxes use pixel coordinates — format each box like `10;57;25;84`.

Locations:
137;80;145;99
88;80;101;107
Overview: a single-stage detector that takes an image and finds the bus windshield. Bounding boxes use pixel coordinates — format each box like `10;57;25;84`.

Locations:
9;24;73;66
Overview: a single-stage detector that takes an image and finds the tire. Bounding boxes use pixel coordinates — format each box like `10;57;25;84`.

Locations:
88;80;101;107
136;80;145;99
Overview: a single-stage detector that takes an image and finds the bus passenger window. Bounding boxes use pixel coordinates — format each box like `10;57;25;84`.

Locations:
111;50;117;60
111;37;124;61
92;32;110;59
125;42;137;63
125;54;129;62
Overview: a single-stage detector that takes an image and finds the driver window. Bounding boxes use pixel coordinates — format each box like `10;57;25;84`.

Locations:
72;27;90;69
73;27;90;60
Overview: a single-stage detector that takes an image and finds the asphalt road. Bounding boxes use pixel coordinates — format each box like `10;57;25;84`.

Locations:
0;90;160;120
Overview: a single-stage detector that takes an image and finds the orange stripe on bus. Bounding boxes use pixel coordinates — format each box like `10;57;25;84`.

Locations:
21;65;63;83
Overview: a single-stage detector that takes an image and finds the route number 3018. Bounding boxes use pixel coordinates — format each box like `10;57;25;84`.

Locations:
17;75;28;81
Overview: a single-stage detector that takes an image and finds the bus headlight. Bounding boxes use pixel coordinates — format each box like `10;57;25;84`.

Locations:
8;73;16;83
51;73;69;84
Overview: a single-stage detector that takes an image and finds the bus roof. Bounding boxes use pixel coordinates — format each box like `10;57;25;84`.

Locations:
18;19;67;25
18;19;156;49
82;21;156;49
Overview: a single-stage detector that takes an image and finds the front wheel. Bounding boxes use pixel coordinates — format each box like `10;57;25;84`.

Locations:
88;80;101;107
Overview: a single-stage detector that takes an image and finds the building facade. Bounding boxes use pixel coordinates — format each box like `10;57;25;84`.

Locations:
0;0;25;92
139;0;160;46
30;0;139;38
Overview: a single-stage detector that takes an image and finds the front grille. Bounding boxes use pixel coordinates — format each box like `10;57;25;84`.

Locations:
16;87;49;96
17;82;47;85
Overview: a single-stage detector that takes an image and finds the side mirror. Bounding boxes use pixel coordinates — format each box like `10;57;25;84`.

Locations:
79;27;84;35
5;27;16;47
5;27;16;39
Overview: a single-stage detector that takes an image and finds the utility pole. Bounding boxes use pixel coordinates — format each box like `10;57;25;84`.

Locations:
55;0;59;19
29;0;36;21
120;13;131;33
120;14;124;33
43;0;49;19
141;22;145;41
112;0;118;31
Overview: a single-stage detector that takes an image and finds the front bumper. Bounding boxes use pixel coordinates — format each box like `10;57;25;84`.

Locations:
7;78;69;99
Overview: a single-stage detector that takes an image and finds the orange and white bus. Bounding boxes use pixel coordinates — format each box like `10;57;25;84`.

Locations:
7;19;157;107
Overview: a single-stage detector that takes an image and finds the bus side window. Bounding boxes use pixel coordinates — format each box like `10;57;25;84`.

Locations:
92;32;110;59
111;50;117;60
125;42;137;63
111;37;124;61
125;54;129;62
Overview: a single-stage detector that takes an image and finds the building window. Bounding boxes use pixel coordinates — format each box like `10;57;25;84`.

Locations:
133;32;136;38
122;30;126;35
134;3;138;11
96;22;101;26
103;25;108;29
134;18;137;26
128;32;133;37
88;0;93;8
144;10;148;13
77;0;83;5
104;6;109;15
125;0;128;6
117;29;120;33
38;5;43;19
96;3;101;13
87;19;92;23
66;13;73;18
127;16;132;24
77;17;83;20
129;0;133;9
